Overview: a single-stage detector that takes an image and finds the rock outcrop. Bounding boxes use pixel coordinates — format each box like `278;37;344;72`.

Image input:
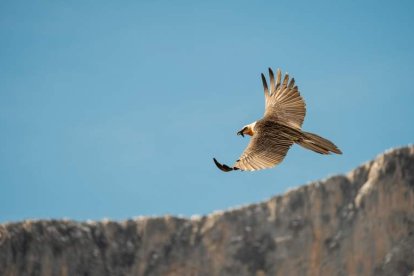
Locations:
1;146;414;276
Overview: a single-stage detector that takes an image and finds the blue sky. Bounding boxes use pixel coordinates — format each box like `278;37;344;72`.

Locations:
1;1;413;222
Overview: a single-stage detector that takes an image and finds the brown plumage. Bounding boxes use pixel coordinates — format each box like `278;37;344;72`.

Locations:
214;68;342;172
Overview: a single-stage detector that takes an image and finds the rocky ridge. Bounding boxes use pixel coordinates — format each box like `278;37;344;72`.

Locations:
1;146;414;276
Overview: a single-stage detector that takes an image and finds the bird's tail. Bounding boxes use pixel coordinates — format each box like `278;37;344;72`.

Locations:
296;131;342;155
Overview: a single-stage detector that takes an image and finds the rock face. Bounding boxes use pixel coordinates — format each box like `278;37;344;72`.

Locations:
1;146;414;276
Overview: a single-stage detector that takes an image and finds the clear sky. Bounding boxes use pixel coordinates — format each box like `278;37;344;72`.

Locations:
1;1;413;222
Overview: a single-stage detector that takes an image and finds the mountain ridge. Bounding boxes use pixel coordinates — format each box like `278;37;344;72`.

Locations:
1;145;413;276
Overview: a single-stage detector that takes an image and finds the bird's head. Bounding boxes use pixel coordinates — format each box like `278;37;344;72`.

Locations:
237;122;257;137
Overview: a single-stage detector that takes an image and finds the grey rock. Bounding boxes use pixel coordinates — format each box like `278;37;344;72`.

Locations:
1;145;414;276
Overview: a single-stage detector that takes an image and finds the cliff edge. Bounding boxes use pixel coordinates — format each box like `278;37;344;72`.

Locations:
1;146;414;276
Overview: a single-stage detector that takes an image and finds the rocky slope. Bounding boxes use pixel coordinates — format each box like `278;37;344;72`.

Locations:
1;146;414;276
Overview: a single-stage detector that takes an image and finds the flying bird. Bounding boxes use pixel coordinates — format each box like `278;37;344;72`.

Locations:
213;68;342;172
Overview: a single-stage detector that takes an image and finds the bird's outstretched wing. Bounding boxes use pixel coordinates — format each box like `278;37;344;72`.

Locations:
261;68;306;129
213;121;295;172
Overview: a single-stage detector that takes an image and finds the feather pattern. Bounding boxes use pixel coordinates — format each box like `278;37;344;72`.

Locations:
233;121;296;171
263;68;306;129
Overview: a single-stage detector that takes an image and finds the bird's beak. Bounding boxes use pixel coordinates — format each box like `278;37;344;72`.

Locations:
237;130;244;137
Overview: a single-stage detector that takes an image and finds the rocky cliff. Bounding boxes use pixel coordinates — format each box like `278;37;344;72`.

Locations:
1;146;414;276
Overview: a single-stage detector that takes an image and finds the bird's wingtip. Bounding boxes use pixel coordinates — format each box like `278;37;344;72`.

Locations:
213;158;234;172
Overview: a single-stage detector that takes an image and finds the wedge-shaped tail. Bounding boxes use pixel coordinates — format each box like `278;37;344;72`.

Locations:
296;131;342;155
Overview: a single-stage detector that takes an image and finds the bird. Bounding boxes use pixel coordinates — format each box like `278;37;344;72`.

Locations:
213;68;342;172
